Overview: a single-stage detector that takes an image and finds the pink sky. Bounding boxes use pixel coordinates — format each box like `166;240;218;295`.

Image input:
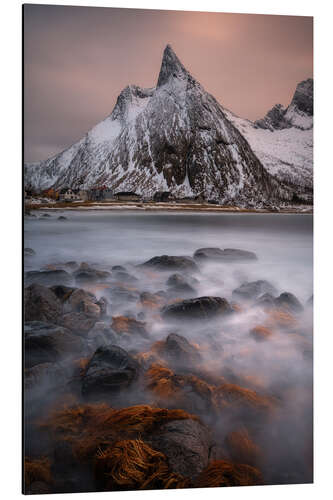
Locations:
24;5;313;162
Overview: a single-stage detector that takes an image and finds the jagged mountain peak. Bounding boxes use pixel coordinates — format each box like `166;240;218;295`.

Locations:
254;77;313;131
157;44;191;87
25;46;294;205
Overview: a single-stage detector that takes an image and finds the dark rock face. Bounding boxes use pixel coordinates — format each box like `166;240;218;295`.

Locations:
24;284;62;323
254;104;290;131
58;216;67;220
162;296;232;321
25;270;73;287
73;267;111;285
166;273;197;296
275;292;303;313
60;312;96;336
50;285;76;302
255;293;276;309
111;316;150;339
106;286;140;306
112;271;138;283
140;255;199;273
41;213;51;217
82;345;140;396
24;321;84;368
232;280;277;301
164;333;201;367
194;247;257;262
149;419;213;479
290;78;313;116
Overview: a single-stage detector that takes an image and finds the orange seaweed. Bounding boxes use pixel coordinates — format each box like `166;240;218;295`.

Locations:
194;460;264;487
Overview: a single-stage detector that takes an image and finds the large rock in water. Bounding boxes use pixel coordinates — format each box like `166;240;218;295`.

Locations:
24;284;62;323
163;333;201;367
275;292;303;313
162;296;233;321
140;255;199;273
194;247;257;262
82;345;140;396
24;321;84;368
232;280;277;301
149;418;213;479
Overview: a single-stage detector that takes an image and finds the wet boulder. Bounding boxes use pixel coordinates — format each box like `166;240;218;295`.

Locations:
57;216;67;220
73;265;111;285
149;418;213;479
194;247;257;262
82;345;140;396
25;270;73;287
106;286;140;307
67;289;102;318
60;312;96;336
232;280;277;301
50;285;76;303
111;316;150;339
24;321;84;368
164;333;201;367
140;255;199;273
112;270;138;283
255;292;276;309
274;292;303;313
162;296;233;321
24;284;62;323
166;273;197;296
111;265;126;272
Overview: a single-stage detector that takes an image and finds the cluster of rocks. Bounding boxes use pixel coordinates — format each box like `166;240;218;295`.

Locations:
24;247;312;493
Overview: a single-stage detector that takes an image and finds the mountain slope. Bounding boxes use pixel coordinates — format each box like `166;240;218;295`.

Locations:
25;45;294;204
224;79;313;189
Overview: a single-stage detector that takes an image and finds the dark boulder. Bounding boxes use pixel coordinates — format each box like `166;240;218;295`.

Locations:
41;213;51;217
111;316;150;339
255;293;276;309
149;418;213;479
25;269;73;287
140;255;199;273
24;284;62;323
82;345;140;396
166;273;197;296
162;296;233;321
274;292;303;313
112;270;138;283
60;312;96;336
24;321;84;368
57;216;67;220
111;265;126;272
50;285;76;302
232;280;277;301
194;247;257;262
106;286;140;306
164;333;201;367
73;264;111;284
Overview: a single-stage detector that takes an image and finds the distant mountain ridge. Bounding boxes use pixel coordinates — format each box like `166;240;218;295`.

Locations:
24;45;312;204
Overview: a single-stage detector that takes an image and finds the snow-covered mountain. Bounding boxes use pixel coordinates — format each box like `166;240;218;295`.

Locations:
224;79;313;189
25;45;311;204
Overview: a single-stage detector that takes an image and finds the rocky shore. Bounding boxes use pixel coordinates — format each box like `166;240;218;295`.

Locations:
24;247;313;493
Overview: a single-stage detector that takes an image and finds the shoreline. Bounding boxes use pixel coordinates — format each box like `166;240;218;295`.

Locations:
25;201;313;215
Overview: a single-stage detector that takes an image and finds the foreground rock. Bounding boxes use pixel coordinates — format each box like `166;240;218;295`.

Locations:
149;418;213;479
232;280;277;301
60;312;96;336
24;321;84;368
140;255;199;273
25;270;73;287
275;292;303;313
166;273;197;296
162;296;233;321
194;247;257;262
24;284;62;323
163;333;201;367
73;264;111;284
82;345;140;396
111;316;149;339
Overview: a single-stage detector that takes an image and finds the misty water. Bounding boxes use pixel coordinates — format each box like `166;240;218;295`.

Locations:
24;211;313;489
